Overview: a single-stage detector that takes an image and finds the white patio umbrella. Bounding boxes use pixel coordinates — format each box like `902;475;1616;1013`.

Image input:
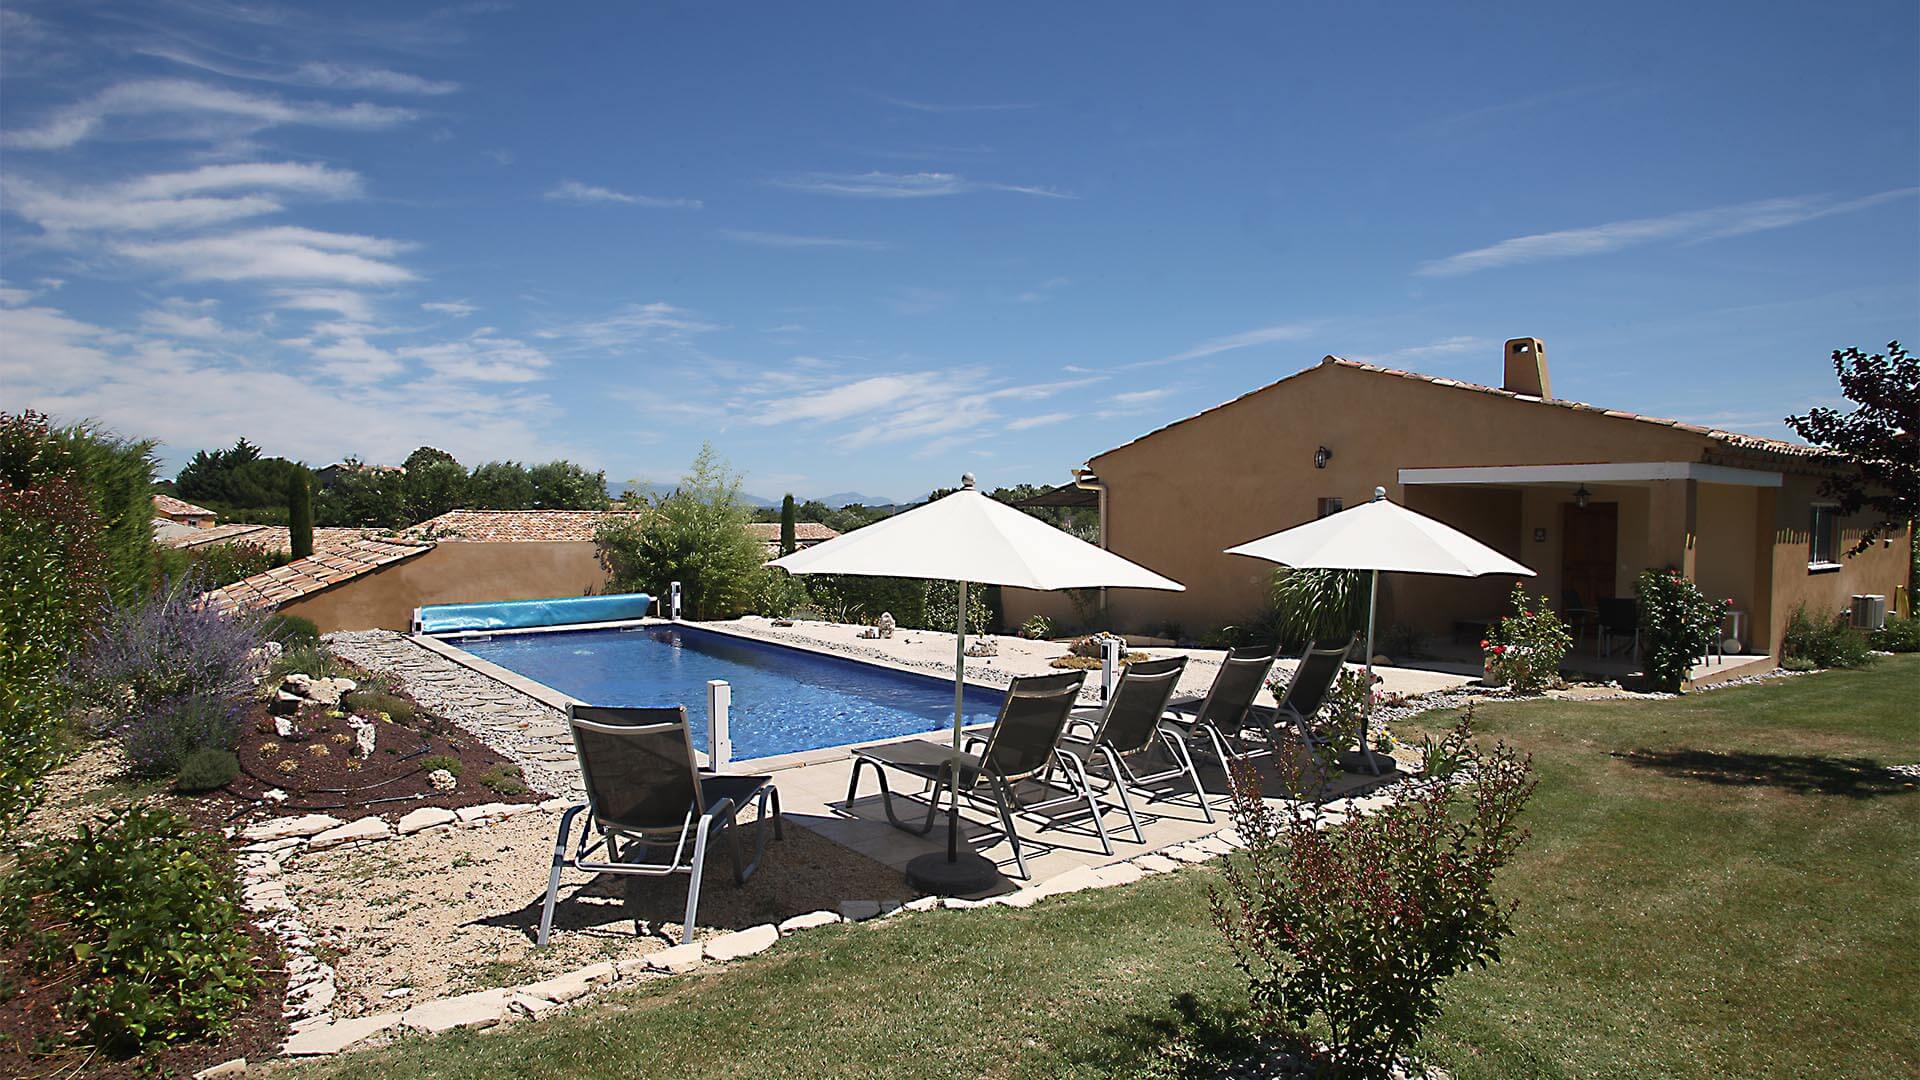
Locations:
770;474;1183;890
1224;486;1535;772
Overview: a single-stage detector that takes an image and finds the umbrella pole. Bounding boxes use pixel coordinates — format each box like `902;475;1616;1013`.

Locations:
950;581;967;860
1359;568;1383;775
906;579;1001;895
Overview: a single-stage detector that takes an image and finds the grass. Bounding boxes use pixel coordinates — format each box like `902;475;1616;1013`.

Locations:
296;659;1920;1079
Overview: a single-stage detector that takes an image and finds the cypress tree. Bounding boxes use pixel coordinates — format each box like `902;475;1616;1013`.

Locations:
779;493;797;556
288;470;313;560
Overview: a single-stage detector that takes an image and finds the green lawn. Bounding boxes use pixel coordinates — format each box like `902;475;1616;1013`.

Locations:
298;659;1920;1079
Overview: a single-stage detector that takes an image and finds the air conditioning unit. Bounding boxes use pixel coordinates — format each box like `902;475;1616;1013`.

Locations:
1850;594;1887;631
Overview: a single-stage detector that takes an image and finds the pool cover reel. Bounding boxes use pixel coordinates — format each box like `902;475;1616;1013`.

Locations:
416;592;655;634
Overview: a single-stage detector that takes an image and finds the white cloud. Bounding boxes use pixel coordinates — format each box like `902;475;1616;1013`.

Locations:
1348;336;1491;365
543;180;702;209
745;367;1097;450
536;301;720;353
133;43;461;95
397;329;550;383
1107;388;1174;406
117;226;416;284
1134;323;1316;368
1418;189;1920;276
422;299;478;317
720;229;890;250
274;289;376;321
138;300;255;342
1006;411;1073;430
4;162;361;234
1015;276;1071;303
875;95;1035;114
771;171;1072;200
4;79;417;151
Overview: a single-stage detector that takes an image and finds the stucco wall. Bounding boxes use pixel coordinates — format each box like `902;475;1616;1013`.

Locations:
282;541;607;633
1036;361;1718;635
1758;474;1910;654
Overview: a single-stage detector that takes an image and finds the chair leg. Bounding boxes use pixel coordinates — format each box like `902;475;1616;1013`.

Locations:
1163;731;1215;823
1054;749;1112;855
536;804;585;947
682;815;714;946
853;757;945;836
1097;745;1145;844
989;777;1029;879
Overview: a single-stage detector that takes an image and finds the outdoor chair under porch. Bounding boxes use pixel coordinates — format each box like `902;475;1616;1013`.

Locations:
538;704;782;947
845;670;1098;880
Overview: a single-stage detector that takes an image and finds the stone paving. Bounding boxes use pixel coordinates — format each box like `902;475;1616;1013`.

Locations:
327;630;582;798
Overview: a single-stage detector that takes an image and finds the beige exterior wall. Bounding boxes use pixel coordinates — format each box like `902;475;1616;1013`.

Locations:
282;541;607;633
1001;360;1911;657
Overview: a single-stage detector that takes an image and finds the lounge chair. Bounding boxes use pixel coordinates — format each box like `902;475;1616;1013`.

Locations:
1160;643;1281;780
538;704;782;947
1052;655;1210;842
845;670;1094;879
1270;636;1358;755
1598;597;1638;658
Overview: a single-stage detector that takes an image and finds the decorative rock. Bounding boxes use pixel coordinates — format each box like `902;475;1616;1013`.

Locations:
241;814;342;843
1192;836;1234;855
1092;862;1146;887
271;691;303;716
193;1056;248;1078
777;910;842;934
384;987;413;998
838;899;882;921
427;768;457;793
400;989;511;1034
903;895;941;912
995;889;1043;908
1031;867;1103;898
308;817;391;850
703;924;778;962
351;717;376;758
515;970;597;1004
508;993;561;1018
282;1012;402;1056
1132;853;1180;873
876;612;896;638
396;807;457;835
539;798;575;812
964;637;999;657
645;942;706;973
1165;844;1212;864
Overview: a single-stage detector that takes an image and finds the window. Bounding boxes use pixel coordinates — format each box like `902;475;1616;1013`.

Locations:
1317;497;1344;518
1809;504;1839;569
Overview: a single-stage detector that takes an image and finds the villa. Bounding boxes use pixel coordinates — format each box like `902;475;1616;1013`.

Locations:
1005;338;1911;662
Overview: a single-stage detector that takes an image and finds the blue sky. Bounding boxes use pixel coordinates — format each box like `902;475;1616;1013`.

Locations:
3;1;1916;502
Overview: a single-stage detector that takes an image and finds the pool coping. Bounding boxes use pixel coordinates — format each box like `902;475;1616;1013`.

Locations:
413;618;1006;773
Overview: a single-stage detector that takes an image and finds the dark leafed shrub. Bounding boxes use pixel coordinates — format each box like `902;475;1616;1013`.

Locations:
1782;604;1876;669
156;540;289;589
1269;568;1372;648
343;688;415;726
175;748;240;793
122;694;243;779
418;752;463;777
478;762;528;795
1870;613;1920;652
1636;567;1724;693
1210;710;1535;1075
0;807;256;1058
263;612;321;647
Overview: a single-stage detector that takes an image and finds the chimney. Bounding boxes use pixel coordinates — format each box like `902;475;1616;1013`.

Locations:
1503;337;1551;399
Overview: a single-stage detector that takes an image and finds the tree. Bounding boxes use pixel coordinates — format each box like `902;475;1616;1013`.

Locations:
55;424;157;605
779;493;797;556
468;461;536;509
528;460;609;510
287;470;313;559
173;438;305;519
1786;341;1918;561
313;460;408;528
404;458;469;522
594;445;763;619
402;446;459;472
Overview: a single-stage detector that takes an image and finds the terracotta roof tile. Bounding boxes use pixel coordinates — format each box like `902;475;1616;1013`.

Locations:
403;509;645;543
744;522;840;543
152;493;215;518
204;536;433;613
164;524;371;553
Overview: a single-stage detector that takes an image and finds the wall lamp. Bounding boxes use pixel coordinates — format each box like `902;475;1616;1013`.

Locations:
1314;445;1332;469
1573;484;1591;509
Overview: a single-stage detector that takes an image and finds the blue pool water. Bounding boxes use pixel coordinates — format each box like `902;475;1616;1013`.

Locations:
454;624;1006;760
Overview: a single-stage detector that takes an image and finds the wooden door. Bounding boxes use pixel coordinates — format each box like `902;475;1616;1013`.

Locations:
1561;502;1618;610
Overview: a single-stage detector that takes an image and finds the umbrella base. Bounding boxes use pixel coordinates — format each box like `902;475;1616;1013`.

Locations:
905;851;1001;896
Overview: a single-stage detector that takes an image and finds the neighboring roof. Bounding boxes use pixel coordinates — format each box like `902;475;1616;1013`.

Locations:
164;524;368;553
152;493;214;518
152;517;200;543
204;536;433;613
404;509;644;543
1013;483;1099;510
745;522;840;543
1091;356;1828;465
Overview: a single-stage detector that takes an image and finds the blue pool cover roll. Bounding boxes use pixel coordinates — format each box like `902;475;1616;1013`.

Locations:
417;592;655;634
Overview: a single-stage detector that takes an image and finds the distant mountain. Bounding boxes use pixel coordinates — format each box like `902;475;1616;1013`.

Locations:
817;491;896;509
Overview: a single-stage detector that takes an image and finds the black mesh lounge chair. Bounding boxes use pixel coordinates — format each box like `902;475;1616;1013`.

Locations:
1598;597;1639;658
845;670;1092;880
1269;636;1358;754
538;704;782;947
1052;656;1208;842
1160;643;1281;778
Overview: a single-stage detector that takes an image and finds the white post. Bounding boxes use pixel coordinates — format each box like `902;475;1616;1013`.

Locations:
1360;567;1382;775
670;581;682;621
952;581;968;753
706;679;731;770
1102;635;1122;701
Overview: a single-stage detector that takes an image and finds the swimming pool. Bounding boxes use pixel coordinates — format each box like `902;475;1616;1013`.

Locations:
451;624;1006;761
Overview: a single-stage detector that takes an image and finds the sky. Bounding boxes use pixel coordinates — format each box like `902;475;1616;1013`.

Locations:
3;1;1916;504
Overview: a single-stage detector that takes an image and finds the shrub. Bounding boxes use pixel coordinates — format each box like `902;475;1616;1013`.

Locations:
1269;569;1372;648
1870;613;1920;652
924;579;992;635
1019;614;1053;640
418;752;463;777
478;762;528;795
747;566;809;619
156;540;289;589
597;444;764;619
1483;584;1572;693
1782;604;1875;669
0;807;256;1058
1636;568;1723;692
0;411;111;828
175;748;240;793
343;688;415;726
122;693;243;779
263;612;322;647
1210;711;1535;1074
267;642;346;682
53;421;158;607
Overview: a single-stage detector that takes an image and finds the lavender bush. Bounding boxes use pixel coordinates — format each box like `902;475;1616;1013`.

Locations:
72;570;264;778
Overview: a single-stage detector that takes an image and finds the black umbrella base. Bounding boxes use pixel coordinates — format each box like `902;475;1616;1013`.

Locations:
906;850;1001;896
